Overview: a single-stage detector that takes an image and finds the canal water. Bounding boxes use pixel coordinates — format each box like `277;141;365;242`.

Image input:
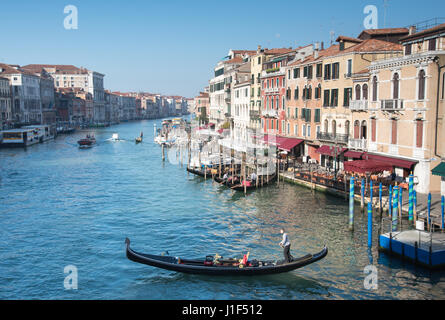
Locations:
0;120;444;300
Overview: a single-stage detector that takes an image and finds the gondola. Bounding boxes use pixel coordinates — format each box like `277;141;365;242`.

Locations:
125;238;328;276
186;166;212;178
231;174;277;192
135;137;142;144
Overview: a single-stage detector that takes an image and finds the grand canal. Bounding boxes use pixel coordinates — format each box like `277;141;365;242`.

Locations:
0;119;444;300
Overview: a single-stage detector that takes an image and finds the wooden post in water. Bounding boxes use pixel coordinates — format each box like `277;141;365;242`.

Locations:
441;195;444;232
399;186;403;218
389;185;393;216
204;165;207;180
219;145;223;179
162;144;165;161
349;176;355;231
243;152;247;195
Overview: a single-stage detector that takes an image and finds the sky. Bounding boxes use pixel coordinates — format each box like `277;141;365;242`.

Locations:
0;0;444;98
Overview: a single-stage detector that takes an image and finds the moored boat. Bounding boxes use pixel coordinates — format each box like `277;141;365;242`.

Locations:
125;238;328;276
77;134;96;148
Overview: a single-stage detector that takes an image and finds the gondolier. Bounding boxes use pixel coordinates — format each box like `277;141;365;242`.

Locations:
279;228;293;263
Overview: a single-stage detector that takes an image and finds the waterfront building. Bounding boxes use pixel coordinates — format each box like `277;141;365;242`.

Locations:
315;36;402;171
362;23;445;194
0;64;42;125
232;78;251;142
209;50;256;126
54;90;73;122
0;77;12;130
21;65;105;124
194;91;210;124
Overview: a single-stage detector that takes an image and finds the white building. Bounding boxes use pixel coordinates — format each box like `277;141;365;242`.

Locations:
0;77;12;129
232;79;251;142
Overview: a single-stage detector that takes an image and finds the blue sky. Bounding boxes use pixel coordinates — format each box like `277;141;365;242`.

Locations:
0;0;443;97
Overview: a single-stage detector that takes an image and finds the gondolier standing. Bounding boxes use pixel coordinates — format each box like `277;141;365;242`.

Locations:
279;228;292;263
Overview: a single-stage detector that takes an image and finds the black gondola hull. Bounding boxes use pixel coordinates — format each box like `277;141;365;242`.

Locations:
125;238;328;276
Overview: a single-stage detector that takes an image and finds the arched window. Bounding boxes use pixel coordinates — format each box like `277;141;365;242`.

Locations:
361;120;367;139
393;73;399;99
363;84;368;100
372;76;378;101
332;120;337;137
418;70;426;100
355;84;361;100
345;120;350;136
354;120;360;139
324;119;328;133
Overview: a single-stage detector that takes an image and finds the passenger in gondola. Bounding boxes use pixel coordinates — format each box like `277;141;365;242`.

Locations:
279;228;293;263
223;172;228;181
250;172;257;184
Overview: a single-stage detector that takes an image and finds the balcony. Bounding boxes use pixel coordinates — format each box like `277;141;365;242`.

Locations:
350;100;368;111
261;109;278;118
381;99;403;111
317;132;349;144
249;110;260;120
348;138;368;150
264;87;279;94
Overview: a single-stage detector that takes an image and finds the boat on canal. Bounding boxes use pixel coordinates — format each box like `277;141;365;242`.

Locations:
125;238;328;276
230;174;277;192
77;134;96;148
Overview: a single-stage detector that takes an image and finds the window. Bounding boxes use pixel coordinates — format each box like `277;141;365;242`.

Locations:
293;68;300;78
302;124;306;137
372;76;378;101
276;78;279;88
371;118;376;142
315;84;321;99
288;70;291;79
332;63;340;79
316;64;323;78
363;84;368;100
294;124;298;136
344;88;352;106
347;59;352;77
416;120;423;148
391;120;397;145
324;64;331;80
330;89;338;107
405;44;412;55
323;90;330;107
294;87;299;100
418;70;426;100
258;57;261;64
295;108;298;119
303;66;308;78
429;39;436;51
282;97;285;110
307;66;313;79
314;109;321;123
393;73;399;99
307;125;311;137
355;84;361;100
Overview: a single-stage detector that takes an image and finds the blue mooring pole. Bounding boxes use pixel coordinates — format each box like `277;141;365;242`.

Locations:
379;183;383;213
408;174;414;222
349;176;355;231
389;185;393;216
441;196;445;231
361;178;365;209
399;186;403;216
428;193;432;230
392;186;399;232
368;202;373;247
370;180;374;206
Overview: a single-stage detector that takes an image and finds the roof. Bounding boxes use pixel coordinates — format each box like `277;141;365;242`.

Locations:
432;162;445;177
0;63;37;76
224;56;244;64
21;64;88;74
358;28;409;37
264;48;295;55
400;23;445;42
336;36;363;43
363;153;418;169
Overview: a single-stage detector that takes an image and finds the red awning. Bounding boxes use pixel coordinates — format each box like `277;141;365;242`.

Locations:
344;150;364;159
316;145;348;156
344;160;393;174
261;135;303;151
363;153;418;169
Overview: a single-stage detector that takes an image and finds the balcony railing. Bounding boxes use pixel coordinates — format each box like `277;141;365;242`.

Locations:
350;100;368;111
381;99;403;110
317;132;349;144
249;110;260;119
264;87;279;94
261;109;278;118
348;138;368;150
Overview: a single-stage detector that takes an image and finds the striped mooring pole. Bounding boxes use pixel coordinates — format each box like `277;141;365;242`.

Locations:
361;178;365;209
428;193;432;230
392;186;399;232
379;183;383;213
389;185;393;216
414;189;417;222
408;174;414;222
368;202;373;247
399;186;403;217
441;196;445;231
349;176;355;231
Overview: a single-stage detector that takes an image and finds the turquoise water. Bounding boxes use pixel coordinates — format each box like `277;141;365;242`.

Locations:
0;120;444;299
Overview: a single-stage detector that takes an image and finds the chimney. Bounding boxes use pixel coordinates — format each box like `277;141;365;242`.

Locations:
409;25;417;35
321;41;324;50
257;45;261;53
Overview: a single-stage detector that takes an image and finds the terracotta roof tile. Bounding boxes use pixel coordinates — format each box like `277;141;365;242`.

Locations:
400;23;445;42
